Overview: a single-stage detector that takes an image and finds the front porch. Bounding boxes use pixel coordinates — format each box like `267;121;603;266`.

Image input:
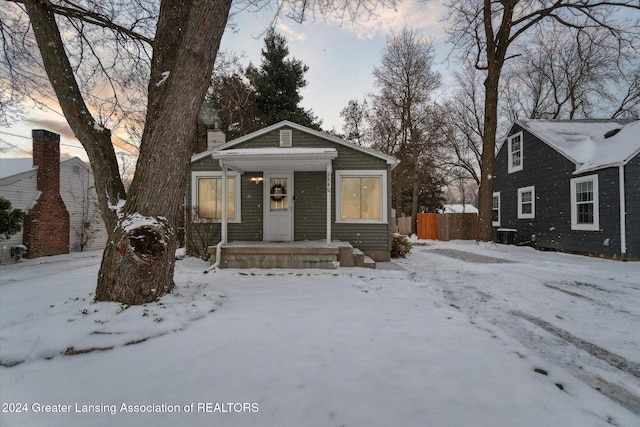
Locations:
208;241;376;269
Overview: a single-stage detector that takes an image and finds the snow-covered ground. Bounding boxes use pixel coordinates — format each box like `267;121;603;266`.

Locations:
1;240;638;427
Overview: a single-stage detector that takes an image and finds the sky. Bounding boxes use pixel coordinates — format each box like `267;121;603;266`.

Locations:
0;0;452;162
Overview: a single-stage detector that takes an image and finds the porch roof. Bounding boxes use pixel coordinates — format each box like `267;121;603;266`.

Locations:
211;147;338;172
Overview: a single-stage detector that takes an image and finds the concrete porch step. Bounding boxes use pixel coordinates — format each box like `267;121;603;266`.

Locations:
209;241;376;269
352;248;376;269
361;255;376;269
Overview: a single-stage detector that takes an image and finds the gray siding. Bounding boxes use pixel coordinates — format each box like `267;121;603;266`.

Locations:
229;176;263;241
494;124;631;259
494;124;576;248
565;168;621;257
624;153;640;259
294;172;327;241
332;167;393;257
188;125;393;258
191;155;220;172
186;170;263;252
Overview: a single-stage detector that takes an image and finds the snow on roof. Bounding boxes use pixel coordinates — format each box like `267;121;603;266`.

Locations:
440;204;478;214
192;121;399;168
213;147;338;158
575;120;640;173
518;119;640;173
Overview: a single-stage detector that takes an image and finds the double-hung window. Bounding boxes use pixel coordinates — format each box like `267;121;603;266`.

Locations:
570;175;599;231
191;171;241;222
492;192;501;226
336;170;387;223
508;132;523;173
517;186;535;219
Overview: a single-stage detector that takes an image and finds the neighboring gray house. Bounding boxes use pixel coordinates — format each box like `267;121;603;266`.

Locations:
188;121;399;268
492;119;639;260
0;130;107;263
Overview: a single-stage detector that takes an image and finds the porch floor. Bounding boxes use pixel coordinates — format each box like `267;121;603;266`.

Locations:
208;241;376;269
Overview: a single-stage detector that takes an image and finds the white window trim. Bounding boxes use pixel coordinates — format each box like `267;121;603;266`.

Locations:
492;192;501;227
508;131;523;173
191;171;242;223
335;170;387;224
570;174;599;231
517;186;535;219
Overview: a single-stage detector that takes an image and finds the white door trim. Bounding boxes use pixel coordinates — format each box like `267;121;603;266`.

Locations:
263;172;294;241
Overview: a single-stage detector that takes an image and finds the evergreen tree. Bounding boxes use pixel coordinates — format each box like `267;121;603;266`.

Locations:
246;28;321;129
0;197;25;239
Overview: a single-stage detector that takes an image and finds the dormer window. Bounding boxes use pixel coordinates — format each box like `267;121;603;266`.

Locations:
280;129;292;147
508;132;523;173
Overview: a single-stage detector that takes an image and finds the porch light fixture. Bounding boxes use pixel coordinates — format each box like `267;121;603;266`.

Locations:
250;176;264;184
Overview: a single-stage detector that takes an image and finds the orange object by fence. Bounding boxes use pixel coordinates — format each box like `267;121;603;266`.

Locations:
417;213;438;240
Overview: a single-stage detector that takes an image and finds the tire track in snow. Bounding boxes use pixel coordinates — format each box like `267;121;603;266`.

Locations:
511;310;640;415
511;310;640;379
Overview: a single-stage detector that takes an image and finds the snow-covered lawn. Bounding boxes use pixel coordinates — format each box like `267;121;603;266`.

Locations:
1;240;638;427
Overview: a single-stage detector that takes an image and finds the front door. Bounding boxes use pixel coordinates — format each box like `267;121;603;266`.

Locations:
264;173;293;241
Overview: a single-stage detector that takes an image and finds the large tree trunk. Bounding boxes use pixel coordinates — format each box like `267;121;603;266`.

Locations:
24;0;125;233
410;127;419;235
476;0;512;242
95;0;232;304
477;69;499;241
25;0;233;304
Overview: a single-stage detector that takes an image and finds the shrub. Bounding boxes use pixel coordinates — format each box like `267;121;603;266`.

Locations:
391;233;412;258
0;197;25;239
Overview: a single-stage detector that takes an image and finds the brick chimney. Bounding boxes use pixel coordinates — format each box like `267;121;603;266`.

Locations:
23;130;70;258
207;128;226;150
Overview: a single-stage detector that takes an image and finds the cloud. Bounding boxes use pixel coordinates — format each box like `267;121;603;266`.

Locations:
276;22;308;41
24;117;76;140
330;0;449;40
23;116;137;155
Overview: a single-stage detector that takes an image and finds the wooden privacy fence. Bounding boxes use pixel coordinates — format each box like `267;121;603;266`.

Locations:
396;217;412;235
415;213;478;241
437;213;478;241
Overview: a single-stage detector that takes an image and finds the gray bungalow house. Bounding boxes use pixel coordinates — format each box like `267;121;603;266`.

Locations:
492;119;639;260
187;121;399;268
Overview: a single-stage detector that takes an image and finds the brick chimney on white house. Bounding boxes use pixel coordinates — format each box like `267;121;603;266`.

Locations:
22;130;70;258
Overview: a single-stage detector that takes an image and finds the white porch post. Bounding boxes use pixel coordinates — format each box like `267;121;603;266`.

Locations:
221;162;228;244
326;161;332;246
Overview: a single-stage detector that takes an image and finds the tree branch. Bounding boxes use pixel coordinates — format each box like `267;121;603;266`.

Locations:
9;0;154;44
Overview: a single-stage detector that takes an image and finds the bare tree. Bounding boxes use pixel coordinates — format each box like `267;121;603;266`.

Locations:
445;0;640;241
2;0;396;304
502;22;640;120
340;99;368;145
610;65;640;119
439;66;486;189
117;152;136;191
205;52;262;140
370;29;443;232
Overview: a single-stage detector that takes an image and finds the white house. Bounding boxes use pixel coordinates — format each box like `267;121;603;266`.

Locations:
0;130;107;263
